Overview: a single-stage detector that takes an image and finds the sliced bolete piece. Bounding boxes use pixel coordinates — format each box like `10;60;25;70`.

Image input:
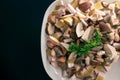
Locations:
46;49;53;62
102;1;109;8
110;16;119;26
114;1;120;9
81;26;94;42
108;32;115;41
57;56;66;63
63;28;71;38
68;52;77;68
72;16;80;26
79;2;92;12
76;66;94;78
94;1;104;10
103;65;111;72
60;42;69;50
63;17;73;26
71;0;79;8
63;38;73;43
96;72;105;80
114;32;120;42
95;66;106;74
47;40;56;49
51;32;62;40
55;19;69;31
104;44;118;60
99;22;112;33
76;22;84;38
113;43;120;50
58;62;67;70
92;46;103;51
54;46;64;57
67;67;76;78
49;36;60;44
46;22;55;35
97;51;105;56
48;14;56;23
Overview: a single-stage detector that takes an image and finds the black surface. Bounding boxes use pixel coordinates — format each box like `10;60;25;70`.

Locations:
1;0;53;80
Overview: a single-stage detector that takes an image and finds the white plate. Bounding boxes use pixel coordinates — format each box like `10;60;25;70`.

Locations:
41;0;120;80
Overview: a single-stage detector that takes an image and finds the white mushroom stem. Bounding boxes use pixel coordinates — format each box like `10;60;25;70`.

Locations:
76;22;84;37
67;4;76;14
104;44;118;60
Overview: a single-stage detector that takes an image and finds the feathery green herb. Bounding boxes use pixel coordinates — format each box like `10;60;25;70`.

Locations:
68;29;102;56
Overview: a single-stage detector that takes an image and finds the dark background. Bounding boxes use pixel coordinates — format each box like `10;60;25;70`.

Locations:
1;0;53;80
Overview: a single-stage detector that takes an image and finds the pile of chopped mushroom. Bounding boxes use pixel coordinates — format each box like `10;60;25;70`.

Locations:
45;0;120;80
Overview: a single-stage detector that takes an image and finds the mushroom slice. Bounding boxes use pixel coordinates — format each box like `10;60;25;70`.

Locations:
58;62;67;70
95;66;105;74
104;44;118;60
108;3;115;10
67;67;76;78
55;19;69;31
46;49;53;62
96;72;105;80
114;1;120;9
81;26;94;42
108;32;115;41
99;22;112;33
92;46;103;51
110;16;119;26
63;17;73;26
72;16;80;26
63;38;73;43
114;32;120;42
69;75;76;80
51;32;62;40
63;28;71;38
105;23;113;32
76;22;84;38
94;1;104;10
47;40;56;49
85;66;94;75
71;0;79;8
79;2;92;12
60;42;69;50
48;14;56;23
103;65;111;72
113;43;120;50
46;22;55;35
55;19;64;29
74;64;81;71
68;52;77;68
76;66;94;78
51;49;56;57
97;51;105;56
57;56;66;63
54;46;64;57
49;36;60;44
102;1;109;8
85;56;90;66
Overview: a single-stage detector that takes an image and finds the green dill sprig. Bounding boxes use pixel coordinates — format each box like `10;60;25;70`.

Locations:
68;29;102;56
